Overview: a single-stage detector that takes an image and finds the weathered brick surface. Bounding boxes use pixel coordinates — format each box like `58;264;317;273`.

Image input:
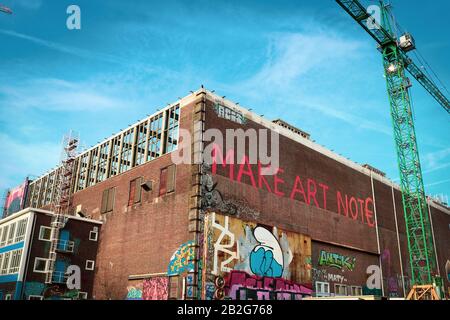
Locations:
71;103;195;299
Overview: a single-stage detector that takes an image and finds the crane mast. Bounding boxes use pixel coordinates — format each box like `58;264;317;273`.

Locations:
336;0;449;299
379;4;435;287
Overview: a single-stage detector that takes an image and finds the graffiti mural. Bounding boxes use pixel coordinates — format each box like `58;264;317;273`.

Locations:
225;270;312;300
210;213;239;275
3;179;29;218
167;241;195;276
250;226;286;278
142;277;169;300
202;212;312;300
126;283;143;300
312;268;348;284
201;164;260;220
24;282;46;297
318;250;356;271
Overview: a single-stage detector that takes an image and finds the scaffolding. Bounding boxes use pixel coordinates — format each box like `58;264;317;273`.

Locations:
46;131;79;284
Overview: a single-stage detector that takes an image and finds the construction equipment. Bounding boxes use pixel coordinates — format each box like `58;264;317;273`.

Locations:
335;0;449;300
46;132;79;284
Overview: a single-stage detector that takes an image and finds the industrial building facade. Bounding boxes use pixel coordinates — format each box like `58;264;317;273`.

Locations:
9;88;450;300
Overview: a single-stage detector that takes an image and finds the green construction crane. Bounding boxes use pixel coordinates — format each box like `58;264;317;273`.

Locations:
335;0;449;299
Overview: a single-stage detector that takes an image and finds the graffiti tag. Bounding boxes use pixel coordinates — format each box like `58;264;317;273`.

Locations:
318;250;356;271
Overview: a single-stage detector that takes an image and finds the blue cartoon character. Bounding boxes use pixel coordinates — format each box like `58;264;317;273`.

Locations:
249;227;284;277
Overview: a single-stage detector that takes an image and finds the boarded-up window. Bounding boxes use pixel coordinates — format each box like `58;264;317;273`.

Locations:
159;165;176;196
128;177;143;206
101;187;115;213
167;165;176;193
168;275;183;300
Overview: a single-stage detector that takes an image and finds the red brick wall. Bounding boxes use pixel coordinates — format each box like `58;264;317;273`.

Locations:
203;98;449;297
71;102;196;299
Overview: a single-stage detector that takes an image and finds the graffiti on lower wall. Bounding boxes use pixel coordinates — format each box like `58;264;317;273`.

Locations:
312;268;348;284
126;283;143;300
318;250;356;271
224;270;312;300
202;212;312;300
143;277;169;300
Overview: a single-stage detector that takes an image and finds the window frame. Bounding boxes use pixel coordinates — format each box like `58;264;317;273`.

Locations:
28;295;44;300
159;165;176;196
350;285;362;296
85;260;95;271
39;226;52;242
78;292;88;300
33;257;49;273
334;283;348;296
89;230;98;241
101;187;116;214
315;281;330;297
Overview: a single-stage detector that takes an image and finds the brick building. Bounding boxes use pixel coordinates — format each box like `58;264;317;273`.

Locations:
0;208;101;300
19;88;450;300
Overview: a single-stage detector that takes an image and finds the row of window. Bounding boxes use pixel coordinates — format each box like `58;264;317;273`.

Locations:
0;249;23;275
27;292;88;300
100;164;176;214
27;105;180;209
0;218;28;248
33;257;95;273
38;226;98;242
315;282;362;297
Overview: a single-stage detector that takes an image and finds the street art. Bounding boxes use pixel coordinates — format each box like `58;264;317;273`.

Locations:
201;164;260;220
143;277;169;300
3;179;29;217
213;102;247;125
202;212;311;300
250;227;285;278
185;274;194;298
208;144;376;227
318;250;356;271
167;241;195;276
24;282;46;297
210;213;239;275
224;270;312;300
381;249;402;297
126;285;143;300
312;268;348;284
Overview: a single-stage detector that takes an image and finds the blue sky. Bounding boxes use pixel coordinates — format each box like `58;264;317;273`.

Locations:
0;0;449;203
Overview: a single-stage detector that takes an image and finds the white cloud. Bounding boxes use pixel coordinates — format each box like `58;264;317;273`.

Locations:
220;30;390;136
13;0;42;10
0;133;60;192
422;147;450;171
0;78;131;112
243;32;361;89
